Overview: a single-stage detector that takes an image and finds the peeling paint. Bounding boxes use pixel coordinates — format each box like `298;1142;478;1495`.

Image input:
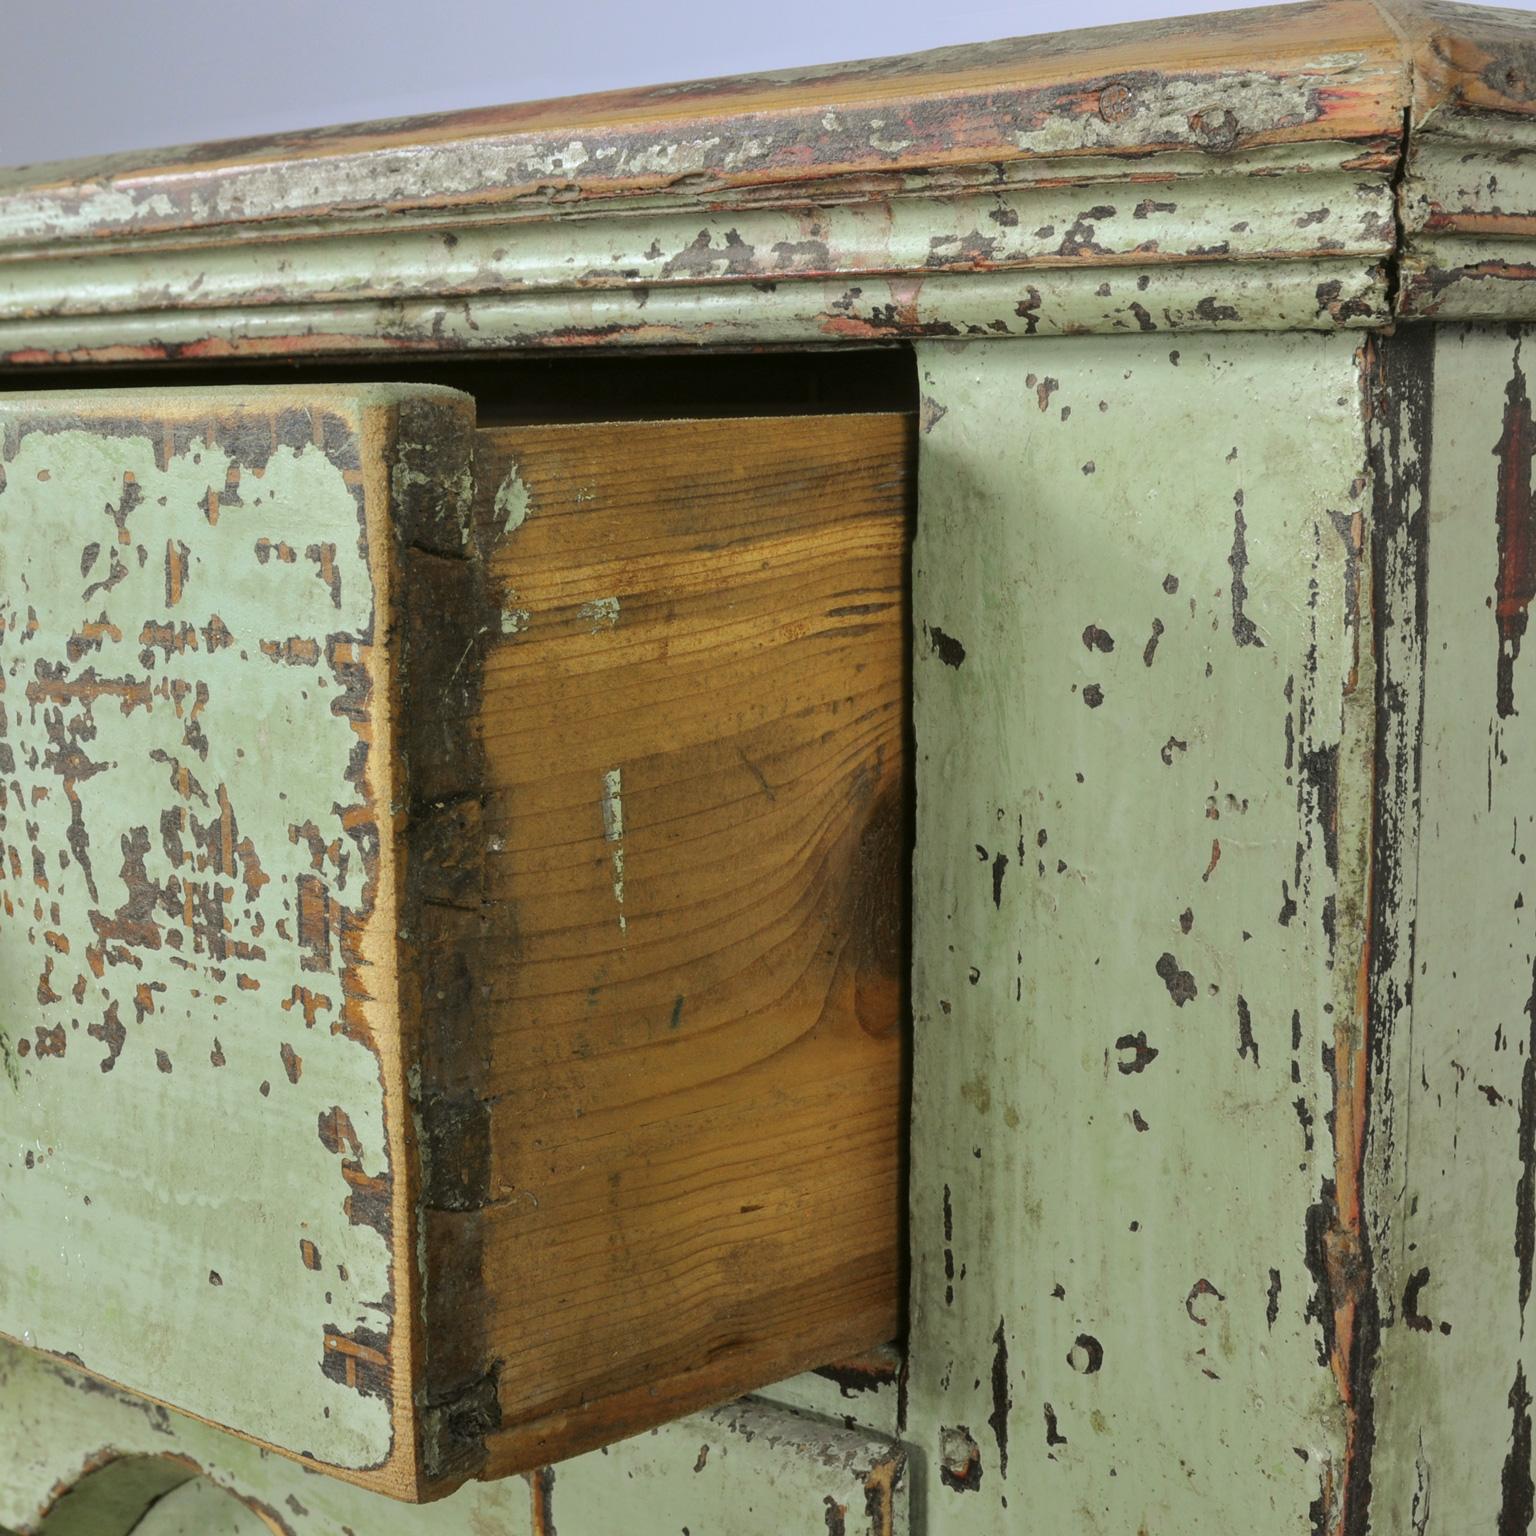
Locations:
601;766;626;934
0;387;471;1480
494;467;530;536
911;333;1367;1533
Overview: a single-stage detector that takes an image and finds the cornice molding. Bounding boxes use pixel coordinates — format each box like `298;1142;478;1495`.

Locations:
1;0;1535;358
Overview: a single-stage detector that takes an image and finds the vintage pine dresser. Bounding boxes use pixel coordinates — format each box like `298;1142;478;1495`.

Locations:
4;0;1536;1531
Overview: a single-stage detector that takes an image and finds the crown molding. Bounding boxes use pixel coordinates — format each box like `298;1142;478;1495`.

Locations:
2;0;1536;357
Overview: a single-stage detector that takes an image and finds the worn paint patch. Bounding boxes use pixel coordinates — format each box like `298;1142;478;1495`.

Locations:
577;595;620;630
494;466;530;536
601;766;626;934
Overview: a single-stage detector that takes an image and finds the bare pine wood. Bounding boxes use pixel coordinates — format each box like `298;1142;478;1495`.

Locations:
431;412;912;1479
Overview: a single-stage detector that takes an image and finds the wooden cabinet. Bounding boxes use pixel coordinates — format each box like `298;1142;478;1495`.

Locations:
0;389;908;1499
9;1;1536;1533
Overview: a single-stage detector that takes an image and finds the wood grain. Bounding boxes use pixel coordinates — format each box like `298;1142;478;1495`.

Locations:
1383;0;1536;123
424;412;912;1481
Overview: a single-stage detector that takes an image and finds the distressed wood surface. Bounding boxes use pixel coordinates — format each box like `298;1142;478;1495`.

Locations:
11;3;1536;352
1378;2;1536;317
423;413;910;1479
0;257;1394;367
0;397;911;1500
1364;321;1536;1535
1385;0;1536;126
0;0;1420;358
1395;98;1536;316
907;332;1374;1532
0;1340;910;1536
0;1;1404;247
0;384;476;1495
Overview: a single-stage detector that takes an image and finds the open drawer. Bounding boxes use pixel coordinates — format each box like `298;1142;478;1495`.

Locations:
0;385;910;1500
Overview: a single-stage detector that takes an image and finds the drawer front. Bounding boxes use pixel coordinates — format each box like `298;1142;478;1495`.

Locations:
0;386;910;1499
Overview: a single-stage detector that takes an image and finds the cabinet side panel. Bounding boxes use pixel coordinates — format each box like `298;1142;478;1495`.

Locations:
1368;322;1536;1534
908;333;1372;1533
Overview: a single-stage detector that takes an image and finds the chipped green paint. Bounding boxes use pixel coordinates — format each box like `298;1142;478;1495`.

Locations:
0;387;466;1473
908;334;1374;1532
1365;322;1536;1534
0;257;1390;366
0;1340;910;1536
0;147;1392;324
1396;111;1536;320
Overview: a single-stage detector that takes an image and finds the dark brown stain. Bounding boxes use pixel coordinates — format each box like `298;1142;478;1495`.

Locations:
1228;489;1264;648
1115;1032;1159;1074
943;1182;956;1306
987;1316;1011;1479
321;1324;390;1400
318;1104;362;1159
1185;1277;1226;1326
340;1161;390;1239
1068;1332;1104;1373
927;624;966;669
812;1353;899;1395
1503;1365;1535;1536
1402;1266;1437;1334
1518;964;1536;1317
422;1367;503;1484
1155;951;1196;1005
1237;994;1260;1065
1496;342;1536;719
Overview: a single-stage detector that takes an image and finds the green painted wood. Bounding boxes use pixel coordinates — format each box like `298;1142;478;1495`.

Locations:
0;257;1390;368
0;148;1393;325
0;1341;909;1536
125;1482;270;1536
0;386;475;1481
907;333;1375;1532
1365;321;1536;1534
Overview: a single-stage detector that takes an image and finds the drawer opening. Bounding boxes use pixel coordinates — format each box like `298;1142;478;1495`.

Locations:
0;365;914;1496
